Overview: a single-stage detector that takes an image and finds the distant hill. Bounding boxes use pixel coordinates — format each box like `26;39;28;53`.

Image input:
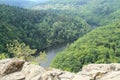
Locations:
0;0;49;8
51;22;120;72
32;0;120;26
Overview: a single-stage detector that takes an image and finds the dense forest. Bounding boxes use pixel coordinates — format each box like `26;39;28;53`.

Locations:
51;22;120;72
0;4;91;58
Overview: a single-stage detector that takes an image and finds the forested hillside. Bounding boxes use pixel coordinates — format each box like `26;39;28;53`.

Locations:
51;22;120;72
44;0;120;72
33;0;120;26
0;4;91;58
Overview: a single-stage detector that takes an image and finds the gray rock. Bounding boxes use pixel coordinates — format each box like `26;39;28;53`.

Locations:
72;75;91;80
1;59;120;80
22;62;45;80
41;68;75;80
0;59;25;76
98;71;120;80
1;72;25;80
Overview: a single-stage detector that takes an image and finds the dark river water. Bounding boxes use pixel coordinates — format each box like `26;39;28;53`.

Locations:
39;44;66;67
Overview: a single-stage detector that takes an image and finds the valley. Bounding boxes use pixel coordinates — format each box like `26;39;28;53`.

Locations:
0;0;120;74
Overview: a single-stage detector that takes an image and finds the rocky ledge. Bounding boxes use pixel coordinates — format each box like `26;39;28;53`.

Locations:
0;59;120;80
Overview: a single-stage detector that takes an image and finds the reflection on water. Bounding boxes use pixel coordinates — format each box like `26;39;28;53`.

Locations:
39;44;66;67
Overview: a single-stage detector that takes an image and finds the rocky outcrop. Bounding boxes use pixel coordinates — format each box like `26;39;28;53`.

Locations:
79;64;120;80
0;59;25;76
0;59;120;80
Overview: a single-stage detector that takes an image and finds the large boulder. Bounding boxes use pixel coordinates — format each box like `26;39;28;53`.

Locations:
22;62;45;80
0;59;25;76
79;63;120;80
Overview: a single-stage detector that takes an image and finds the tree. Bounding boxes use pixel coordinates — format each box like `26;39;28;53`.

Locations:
6;40;36;61
0;53;8;59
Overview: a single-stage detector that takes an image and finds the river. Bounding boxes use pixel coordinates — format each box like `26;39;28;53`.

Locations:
39;44;66;67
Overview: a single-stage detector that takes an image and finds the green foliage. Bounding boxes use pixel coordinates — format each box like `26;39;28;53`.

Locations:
31;51;47;65
6;40;37;61
0;4;91;54
6;40;46;62
38;51;47;61
0;53;9;59
51;22;120;72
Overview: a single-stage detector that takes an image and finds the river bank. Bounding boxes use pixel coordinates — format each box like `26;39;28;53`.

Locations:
38;44;67;67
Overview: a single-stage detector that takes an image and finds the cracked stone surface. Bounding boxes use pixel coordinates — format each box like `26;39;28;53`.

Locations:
0;59;120;80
